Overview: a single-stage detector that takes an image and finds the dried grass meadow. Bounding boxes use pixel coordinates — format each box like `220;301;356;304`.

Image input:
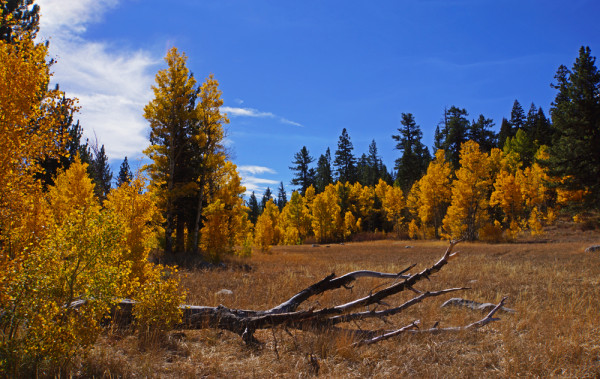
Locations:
77;222;600;378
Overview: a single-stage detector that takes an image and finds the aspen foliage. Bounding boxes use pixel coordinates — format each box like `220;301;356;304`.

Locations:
254;200;281;251
104;173;161;292
343;211;360;240
413;150;452;238
200;162;250;261
279;191;311;245
443;141;492;240
381;184;405;237
133;265;185;343
347;182;374;226
310;185;343;243
0;36;74;257
1;159;130;373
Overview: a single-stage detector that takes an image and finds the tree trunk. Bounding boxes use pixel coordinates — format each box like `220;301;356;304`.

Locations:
93;242;508;346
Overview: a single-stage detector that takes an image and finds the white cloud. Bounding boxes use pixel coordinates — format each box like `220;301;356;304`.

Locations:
280;118;303;127
241;177;280;196
222;106;303;127
237;165;279;196
238;165;277;175
36;0;158;162
37;0;119;37
221;106;275;118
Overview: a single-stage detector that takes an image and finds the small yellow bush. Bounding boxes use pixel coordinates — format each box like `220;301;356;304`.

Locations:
133;264;186;344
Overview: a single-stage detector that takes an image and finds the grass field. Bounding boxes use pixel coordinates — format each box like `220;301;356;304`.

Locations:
79;223;600;378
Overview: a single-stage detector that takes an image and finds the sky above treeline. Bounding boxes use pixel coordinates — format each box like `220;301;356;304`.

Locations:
36;0;600;196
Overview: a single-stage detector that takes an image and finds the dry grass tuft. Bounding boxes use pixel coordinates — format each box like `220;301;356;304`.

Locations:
74;226;600;378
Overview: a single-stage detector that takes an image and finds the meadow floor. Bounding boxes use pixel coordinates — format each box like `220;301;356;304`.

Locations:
82;224;600;378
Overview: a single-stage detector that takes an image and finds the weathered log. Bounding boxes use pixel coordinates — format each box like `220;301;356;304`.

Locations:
93;241;506;346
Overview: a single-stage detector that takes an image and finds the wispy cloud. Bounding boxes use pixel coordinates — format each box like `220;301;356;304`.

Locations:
238;165;277;175
221;106;275;118
222;106;303;127
37;0;158;162
237;165;279;195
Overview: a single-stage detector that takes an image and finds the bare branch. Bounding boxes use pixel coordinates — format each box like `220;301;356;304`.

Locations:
96;241;506;347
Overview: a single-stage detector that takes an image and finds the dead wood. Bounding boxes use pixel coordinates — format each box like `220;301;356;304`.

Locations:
103;240;507;346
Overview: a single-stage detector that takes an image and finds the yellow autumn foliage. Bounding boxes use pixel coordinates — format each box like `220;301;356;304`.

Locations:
443;141;492;240
254;200;281;251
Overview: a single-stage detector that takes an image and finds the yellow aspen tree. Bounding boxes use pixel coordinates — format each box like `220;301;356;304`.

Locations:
200;162;250;260
343;211;360;240
0;36;73;257
254;200;281;252
522;149;555;230
416;149;452;238
490;170;524;238
310;185;342;243
443;141;492;240
347;182;374;230
406;181;422;239
382;185;405;238
374;179;391;233
104;173;161;291
279;191;312;245
304;185;316;204
0;35;78;373
374;179;390;200
8;158;130;370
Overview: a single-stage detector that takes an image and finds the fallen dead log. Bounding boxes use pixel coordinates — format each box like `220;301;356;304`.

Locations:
101;240;508;346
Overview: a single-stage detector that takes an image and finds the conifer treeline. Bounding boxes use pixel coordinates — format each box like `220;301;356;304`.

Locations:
255;45;599;246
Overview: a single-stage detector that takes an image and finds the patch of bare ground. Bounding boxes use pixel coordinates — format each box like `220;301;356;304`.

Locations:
75;226;600;378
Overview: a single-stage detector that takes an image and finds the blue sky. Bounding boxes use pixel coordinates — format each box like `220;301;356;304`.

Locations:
36;0;600;196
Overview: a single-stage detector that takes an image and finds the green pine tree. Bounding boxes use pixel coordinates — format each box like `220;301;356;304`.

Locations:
90;144;113;202
393;113;431;192
440;106;469;170
315;147;333;193
333;128;357;183
497;117;512;150
276;181;287;211
289;146;315;195
247;191;260;224
468;114;497;152
546;46;600;205
510;100;526;131
117;156;133;187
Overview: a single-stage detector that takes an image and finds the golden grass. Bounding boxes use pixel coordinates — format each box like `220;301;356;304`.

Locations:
76;226;600;378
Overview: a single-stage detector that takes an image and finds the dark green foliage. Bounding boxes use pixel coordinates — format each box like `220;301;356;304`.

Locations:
290;146;315;195
247;191;260;224
357;153;370;187
0;0;40;43
117;157;133;187
497;118;512;150
260;187;273;212
393;113;431;192
333;128;357;183
468;114;497;152
546;46;600;206
276;181;287;211
357;140;384;187
510;100;526;131
433;125;444;152
436;106;469;170
533;107;552;147
90;144;113;202
315;148;333;193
